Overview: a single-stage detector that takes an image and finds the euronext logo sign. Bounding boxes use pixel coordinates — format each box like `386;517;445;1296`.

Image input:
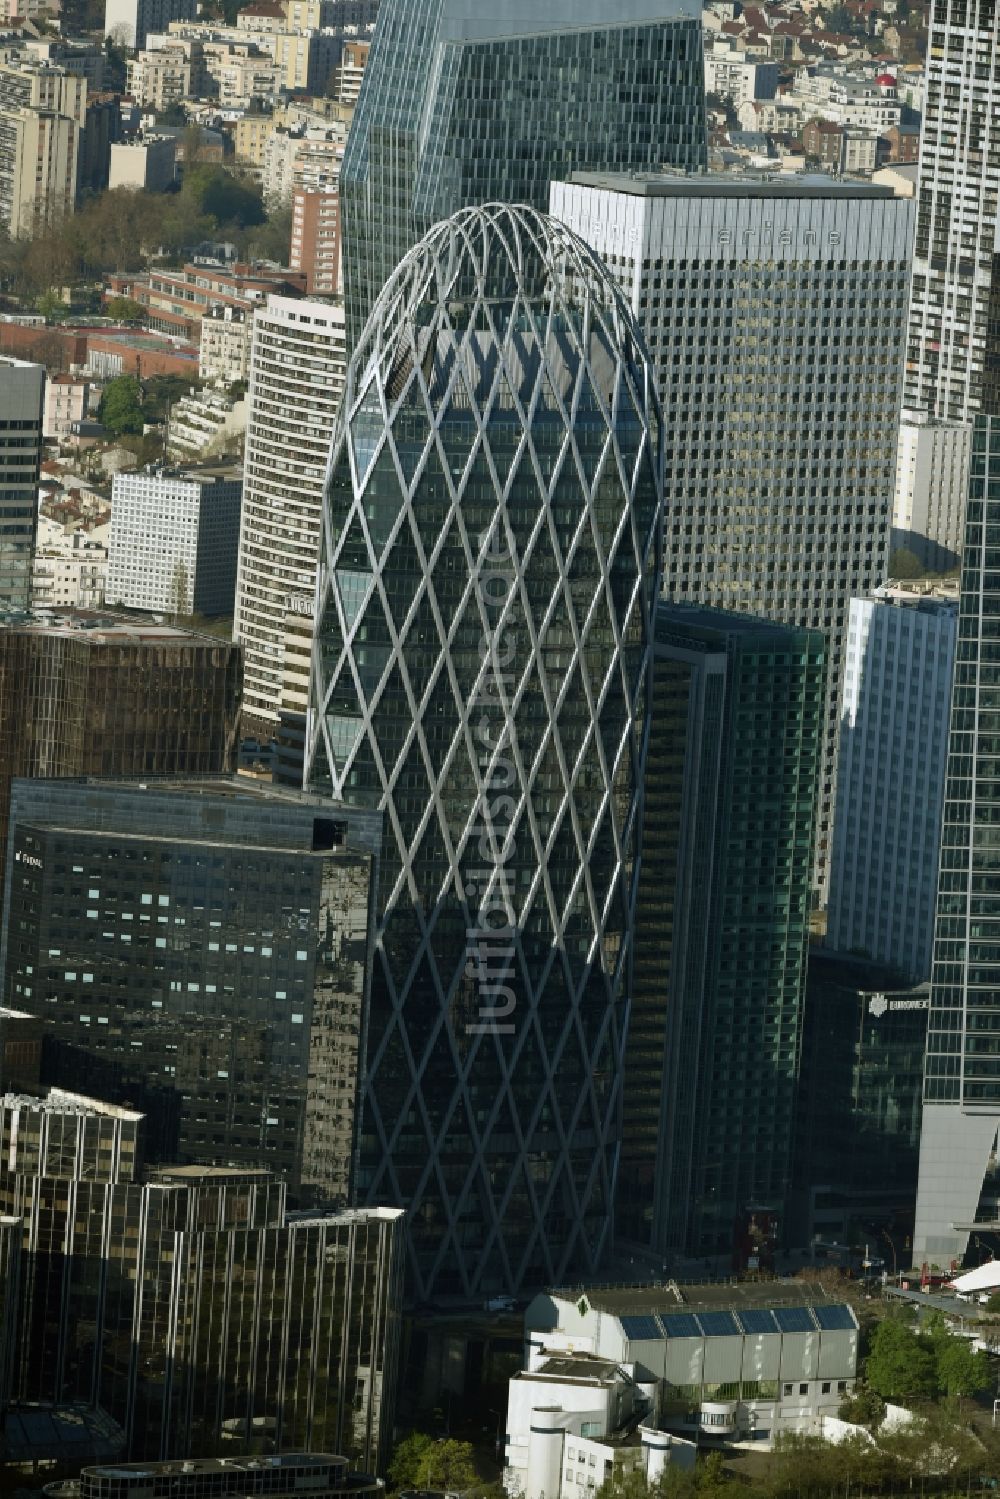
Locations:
866;991;929;1017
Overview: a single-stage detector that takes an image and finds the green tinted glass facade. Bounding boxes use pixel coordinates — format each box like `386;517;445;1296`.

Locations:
340;0;707;342
620;604;825;1257
926;415;1000;1107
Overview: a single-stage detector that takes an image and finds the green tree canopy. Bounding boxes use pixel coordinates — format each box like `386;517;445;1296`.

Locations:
837;1383;887;1430
386;1432;434;1492
98;375;145;436
864;1317;938;1402
934;1332;992;1397
183;165;266;229
414;1438;478;1493
106;295;146;323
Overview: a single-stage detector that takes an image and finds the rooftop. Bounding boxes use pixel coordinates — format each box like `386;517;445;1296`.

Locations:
0;607;234;645
523;1354;631;1385
567;168;893;199
81;1453;364;1478
655;600;824;644
1;1087;143;1122
552;1278;855;1316
146;1163;275;1182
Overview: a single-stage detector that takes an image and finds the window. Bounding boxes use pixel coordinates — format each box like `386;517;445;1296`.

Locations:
822;1382;831;1394
799;1384;808;1396
782;1384;793;1397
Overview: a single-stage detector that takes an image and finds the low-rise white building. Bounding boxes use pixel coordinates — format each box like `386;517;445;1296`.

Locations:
107;465;242;616
705;45;779;108
504;1354;695;1499
43;374;89;440
167;386;246;460
517;1283;859;1451
893;413;971;572
32;529;107;610
109;134;177;192
198;304;252;386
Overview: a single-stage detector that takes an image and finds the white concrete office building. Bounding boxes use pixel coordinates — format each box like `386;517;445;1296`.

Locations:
107;466;242;617
504;1354;696;1499
893;415;971;572
516;1283;858;1453
234;294;346;735
550;172;913;888
827;591;957;983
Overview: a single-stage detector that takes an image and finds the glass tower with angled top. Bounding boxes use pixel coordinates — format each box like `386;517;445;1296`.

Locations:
307;204;663;1299
339;0;706;343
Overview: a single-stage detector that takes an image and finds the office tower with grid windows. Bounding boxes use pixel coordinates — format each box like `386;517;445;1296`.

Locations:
827;591;957;984
0;358;43;613
307;204;663;1299
551;173;913;889
339;0;707;345
904;0;1000;423
2;776;379;1203
914;415;1000;1264
620;603;825;1257
235;295;347;738
0;1088;403;1468
107;467;243;617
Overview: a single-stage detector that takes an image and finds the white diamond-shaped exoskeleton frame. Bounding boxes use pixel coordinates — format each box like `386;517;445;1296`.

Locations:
306;203;664;1300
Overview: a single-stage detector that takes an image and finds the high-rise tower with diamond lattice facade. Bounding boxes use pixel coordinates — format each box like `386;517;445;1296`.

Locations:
306;205;663;1298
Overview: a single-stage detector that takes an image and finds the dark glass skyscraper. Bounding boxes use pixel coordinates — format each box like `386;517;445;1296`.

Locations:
620;604;825;1258
915;414;1000;1264
340;0;706;341
1;777;379;1202
308;204;663;1299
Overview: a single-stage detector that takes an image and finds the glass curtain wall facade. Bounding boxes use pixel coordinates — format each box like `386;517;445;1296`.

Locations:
0;1089;404;1471
1;778;379;1203
0;616;241;882
340;0;706;343
620;604;824;1257
915;414;1000;1263
307;205;663;1298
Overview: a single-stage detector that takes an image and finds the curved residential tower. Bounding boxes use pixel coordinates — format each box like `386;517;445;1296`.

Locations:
307;205;663;1298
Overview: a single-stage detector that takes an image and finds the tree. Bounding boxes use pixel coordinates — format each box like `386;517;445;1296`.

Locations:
864;1317;937;1402
170;560;190;620
106;295;146;324
387;1432;434;1492
986;1291;1000;1312
414;1438;478;1493
144;374;196;422
888;545;925;579
98;375;145;436
934;1331;992;1397
183;164;266;229
837;1383;887;1430
35;288;64;322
